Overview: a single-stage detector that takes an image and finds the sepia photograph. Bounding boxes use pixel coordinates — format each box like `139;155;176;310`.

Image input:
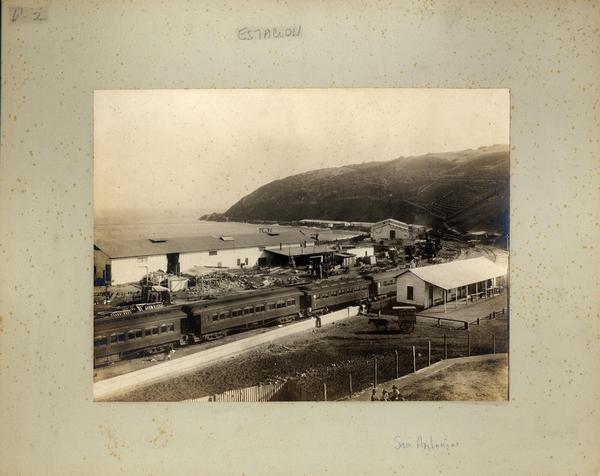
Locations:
93;88;510;402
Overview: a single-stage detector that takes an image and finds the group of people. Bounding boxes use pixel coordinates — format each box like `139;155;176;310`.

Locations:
370;385;405;401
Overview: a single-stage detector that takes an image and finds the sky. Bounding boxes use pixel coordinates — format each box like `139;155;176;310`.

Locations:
94;89;509;215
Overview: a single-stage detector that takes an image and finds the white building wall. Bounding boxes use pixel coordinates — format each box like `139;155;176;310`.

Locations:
346;245;375;257
111;255;168;285
107;241;313;284
179;247;266;271
396;272;427;307
371;223;410;241
94;249;111;281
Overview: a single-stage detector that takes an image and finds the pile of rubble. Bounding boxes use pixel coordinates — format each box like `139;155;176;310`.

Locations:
182;268;307;300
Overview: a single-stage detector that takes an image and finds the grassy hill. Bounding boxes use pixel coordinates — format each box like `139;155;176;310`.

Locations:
224;145;509;233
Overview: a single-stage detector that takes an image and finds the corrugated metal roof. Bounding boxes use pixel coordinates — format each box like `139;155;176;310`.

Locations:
372;218;409;229
404;257;507;290
183;287;303;313
95;231;312;259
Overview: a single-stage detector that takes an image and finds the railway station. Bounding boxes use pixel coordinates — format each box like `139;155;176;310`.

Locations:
395;256;507;311
93;215;508;402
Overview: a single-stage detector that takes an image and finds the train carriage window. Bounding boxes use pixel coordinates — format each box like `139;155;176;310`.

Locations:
255;304;265;313
248;307;254;314
220;312;229;320
110;334;118;344
117;333;125;343
232;309;242;317
268;302;276;310
144;328;152;337
276;300;285;308
94;336;107;347
127;330;136;340
212;313;219;321
151;327;159;335
160;324;168;333
167;323;175;332
286;298;296;306
135;329;143;338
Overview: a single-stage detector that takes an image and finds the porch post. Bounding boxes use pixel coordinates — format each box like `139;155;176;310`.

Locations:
444;289;447;313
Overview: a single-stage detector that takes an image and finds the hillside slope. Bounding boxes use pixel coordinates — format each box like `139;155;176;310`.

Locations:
224;145;509;233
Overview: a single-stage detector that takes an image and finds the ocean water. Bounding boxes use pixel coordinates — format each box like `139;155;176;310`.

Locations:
95;208;308;241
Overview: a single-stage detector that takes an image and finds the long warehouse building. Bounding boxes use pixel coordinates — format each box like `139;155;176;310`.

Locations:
94;231;317;285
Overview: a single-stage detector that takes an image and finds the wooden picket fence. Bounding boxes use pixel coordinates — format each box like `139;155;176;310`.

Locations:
184;381;291;402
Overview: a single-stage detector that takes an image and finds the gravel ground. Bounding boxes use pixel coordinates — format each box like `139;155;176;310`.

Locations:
400;356;508;400
111;295;508;402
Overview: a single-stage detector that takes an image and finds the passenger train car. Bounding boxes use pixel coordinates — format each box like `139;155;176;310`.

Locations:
299;277;370;313
94;306;186;365
364;270;399;311
182;287;304;341
94;269;403;366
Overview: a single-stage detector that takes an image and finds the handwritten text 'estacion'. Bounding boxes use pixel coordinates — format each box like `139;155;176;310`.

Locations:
237;26;302;41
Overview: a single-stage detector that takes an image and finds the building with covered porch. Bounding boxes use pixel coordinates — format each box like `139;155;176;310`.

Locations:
395;256;507;311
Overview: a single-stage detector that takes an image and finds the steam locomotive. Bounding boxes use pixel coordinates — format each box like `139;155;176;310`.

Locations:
94;271;404;366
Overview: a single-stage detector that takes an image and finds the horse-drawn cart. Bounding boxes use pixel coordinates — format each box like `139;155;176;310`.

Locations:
366;306;416;333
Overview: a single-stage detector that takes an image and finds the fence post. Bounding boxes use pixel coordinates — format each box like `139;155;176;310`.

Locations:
493;334;496;354
373;357;378;387
468;332;471;357
428;340;431;366
444;334;447;360
412;346;416;373
477;318;480;326
323;383;327;401
349;373;353;399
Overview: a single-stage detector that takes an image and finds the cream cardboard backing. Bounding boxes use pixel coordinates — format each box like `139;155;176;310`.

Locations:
1;1;599;475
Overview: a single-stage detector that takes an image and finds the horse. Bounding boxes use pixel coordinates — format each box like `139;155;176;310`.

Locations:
368;318;391;333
